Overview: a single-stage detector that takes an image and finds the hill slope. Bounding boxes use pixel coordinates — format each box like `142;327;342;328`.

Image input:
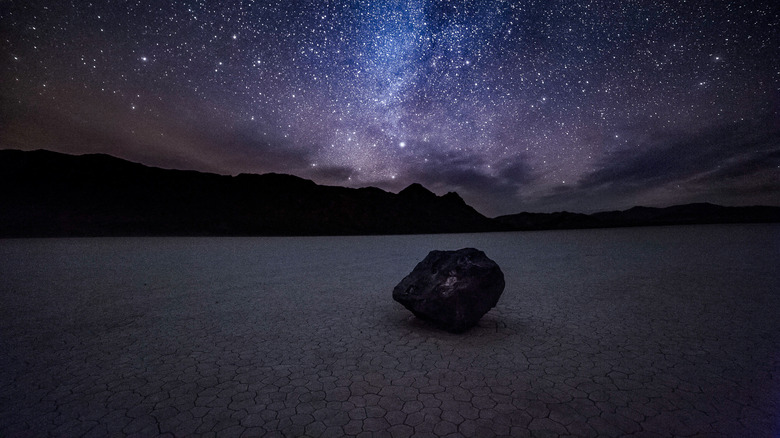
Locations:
0;149;494;237
495;203;780;230
2;149;778;237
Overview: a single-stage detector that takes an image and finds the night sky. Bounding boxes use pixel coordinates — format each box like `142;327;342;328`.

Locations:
2;1;778;215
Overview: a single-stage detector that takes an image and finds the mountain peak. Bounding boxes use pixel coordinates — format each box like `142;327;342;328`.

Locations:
399;183;436;198
0;149;496;236
2;149;777;237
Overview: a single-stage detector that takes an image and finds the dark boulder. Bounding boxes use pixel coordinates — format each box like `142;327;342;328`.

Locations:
393;248;505;333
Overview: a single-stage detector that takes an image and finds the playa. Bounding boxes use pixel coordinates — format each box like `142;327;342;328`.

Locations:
1;225;778;437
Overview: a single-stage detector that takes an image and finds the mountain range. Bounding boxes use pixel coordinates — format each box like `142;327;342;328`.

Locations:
1;149;778;237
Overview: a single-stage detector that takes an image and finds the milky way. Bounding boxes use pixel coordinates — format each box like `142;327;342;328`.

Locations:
2;0;778;215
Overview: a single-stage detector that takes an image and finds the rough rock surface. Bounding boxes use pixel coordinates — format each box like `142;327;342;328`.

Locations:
393;248;505;333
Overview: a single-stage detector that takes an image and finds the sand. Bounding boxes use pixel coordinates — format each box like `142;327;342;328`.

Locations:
1;225;778;437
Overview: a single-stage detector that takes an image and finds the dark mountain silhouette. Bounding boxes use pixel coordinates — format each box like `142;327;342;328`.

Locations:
591;203;780;227
1;149;778;237
0;149;494;237
495;203;780;230
492;211;600;230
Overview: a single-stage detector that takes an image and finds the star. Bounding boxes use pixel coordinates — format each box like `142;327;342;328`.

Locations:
0;0;775;215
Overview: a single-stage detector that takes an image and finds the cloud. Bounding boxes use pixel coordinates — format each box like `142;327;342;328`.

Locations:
5;89;776;217
695;148;780;182
497;157;535;184
529;119;780;211
579;119;778;190
305;164;355;182
0;94;316;177
393;146;537;215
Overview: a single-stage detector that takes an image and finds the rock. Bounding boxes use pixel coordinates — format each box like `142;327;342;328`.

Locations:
393;248;505;333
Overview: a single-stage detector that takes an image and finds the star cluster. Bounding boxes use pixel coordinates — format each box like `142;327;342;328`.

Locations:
2;0;778;214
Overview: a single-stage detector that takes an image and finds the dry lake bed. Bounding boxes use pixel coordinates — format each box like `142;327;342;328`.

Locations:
1;224;778;437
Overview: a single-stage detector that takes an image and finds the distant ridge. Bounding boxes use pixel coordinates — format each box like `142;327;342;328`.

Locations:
495;203;780;230
0;149;493;237
1;149;778;237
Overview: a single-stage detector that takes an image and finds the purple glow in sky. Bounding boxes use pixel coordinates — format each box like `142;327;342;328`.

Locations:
2;0;778;215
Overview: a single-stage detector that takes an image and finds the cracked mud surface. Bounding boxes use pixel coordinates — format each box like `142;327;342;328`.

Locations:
1;225;778;437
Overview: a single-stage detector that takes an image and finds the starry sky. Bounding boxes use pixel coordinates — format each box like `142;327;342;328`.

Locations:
2;0;778;216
